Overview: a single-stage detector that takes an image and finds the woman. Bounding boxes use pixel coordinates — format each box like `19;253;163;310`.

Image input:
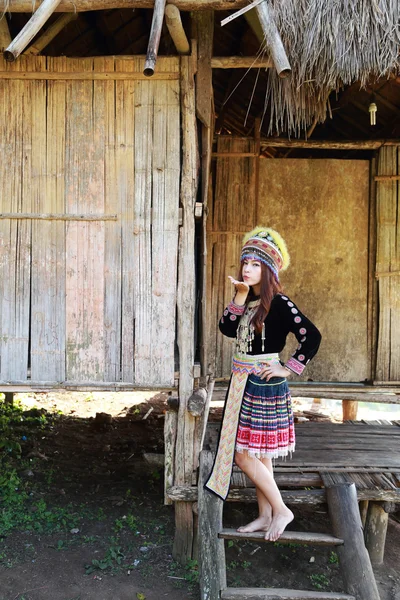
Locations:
205;227;321;542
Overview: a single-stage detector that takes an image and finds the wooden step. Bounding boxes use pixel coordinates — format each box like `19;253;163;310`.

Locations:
219;529;344;546
220;588;355;600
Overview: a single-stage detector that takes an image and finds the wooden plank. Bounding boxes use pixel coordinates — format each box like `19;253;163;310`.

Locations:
30;56;65;382
198;450;226;600
219;529;344;546
326;484;380;600
167;485;400;503
173;54;198;563
0;56;31;381
65;57;105;382
221;589;354;600
150;57;180;385
99;56;121;382
0;71;179;80
116;57;136;382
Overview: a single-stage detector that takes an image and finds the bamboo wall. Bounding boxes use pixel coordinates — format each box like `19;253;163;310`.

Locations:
207;137;371;382
376;145;400;382
0;55;180;387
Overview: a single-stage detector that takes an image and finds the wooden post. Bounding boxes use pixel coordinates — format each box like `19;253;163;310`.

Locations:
193;11;214;128
4;392;14;406
0;16;12;51
342;399;358;421
173;53;199;564
24;13;78;55
198;450;226;600
359;500;369;527
143;0;166;76
165;4;189;54
164;410;178;505
4;0;63;61
364;501;388;565
326;483;380;600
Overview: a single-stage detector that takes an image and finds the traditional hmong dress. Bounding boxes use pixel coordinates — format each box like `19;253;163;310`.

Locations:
205;293;321;500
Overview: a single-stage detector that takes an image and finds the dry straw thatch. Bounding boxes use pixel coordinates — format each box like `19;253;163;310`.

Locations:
261;0;400;136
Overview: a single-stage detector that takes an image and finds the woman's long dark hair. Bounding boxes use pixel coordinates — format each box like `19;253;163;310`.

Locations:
238;261;282;334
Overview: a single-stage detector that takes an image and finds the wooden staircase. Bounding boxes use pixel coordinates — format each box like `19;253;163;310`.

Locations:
198;450;381;600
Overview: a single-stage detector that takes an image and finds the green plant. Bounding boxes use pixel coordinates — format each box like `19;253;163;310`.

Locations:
85;546;125;574
309;573;330;589
329;551;339;564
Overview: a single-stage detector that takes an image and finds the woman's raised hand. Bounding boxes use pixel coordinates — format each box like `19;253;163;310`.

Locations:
228;276;249;295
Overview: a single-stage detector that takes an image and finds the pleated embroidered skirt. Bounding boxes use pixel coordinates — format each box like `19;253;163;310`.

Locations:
235;374;295;459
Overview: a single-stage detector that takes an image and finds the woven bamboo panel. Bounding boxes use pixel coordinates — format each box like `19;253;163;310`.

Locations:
0;55;180;386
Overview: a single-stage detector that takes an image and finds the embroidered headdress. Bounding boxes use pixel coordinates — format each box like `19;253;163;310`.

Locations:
241;226;290;281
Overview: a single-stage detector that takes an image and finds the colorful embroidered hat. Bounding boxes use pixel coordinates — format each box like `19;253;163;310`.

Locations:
241;226;290;280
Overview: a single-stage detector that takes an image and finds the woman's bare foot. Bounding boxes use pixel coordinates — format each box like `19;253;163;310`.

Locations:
237;514;272;533
265;508;294;542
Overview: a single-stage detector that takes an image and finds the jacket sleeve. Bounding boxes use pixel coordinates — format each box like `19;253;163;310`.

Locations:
219;300;245;338
277;295;322;376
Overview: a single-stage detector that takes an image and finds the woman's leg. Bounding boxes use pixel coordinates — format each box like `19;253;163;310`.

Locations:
235;451;293;541
237;457;273;532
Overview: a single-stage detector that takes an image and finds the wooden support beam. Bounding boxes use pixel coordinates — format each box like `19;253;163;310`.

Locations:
164;410;178;505
173;53;199;564
0;0;255;11
24;12;78;54
326;484;381;600
211;56;272;69
198;450;226;600
364;501;388;565
260;138;400;150
3;392;14;406
144;0;166;75
0;16;12;51
342;400;358;421
193;11;213;128
4;0;63;62
165;4;189;54
0;71;179;80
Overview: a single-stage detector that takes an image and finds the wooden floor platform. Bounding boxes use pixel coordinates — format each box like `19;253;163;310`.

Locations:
202;420;400;503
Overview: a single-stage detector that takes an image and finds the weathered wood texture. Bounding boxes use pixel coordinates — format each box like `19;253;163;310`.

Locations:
198;450;226;600
194;11;214;128
0;16;12;50
164;410;178;505
221;589;354;599
165;5;189;55
25;13;78;55
207;138;370;381
376;145;400;381
173;54;198;563
3;0;251;10
0;55;180;386
326;484;380;600
364;501;388;565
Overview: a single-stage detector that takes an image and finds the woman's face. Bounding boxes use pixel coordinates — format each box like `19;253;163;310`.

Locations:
242;258;262;292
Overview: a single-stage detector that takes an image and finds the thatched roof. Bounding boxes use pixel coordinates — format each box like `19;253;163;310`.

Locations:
259;0;400;136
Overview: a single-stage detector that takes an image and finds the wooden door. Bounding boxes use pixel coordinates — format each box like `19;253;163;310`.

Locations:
0;56;180;387
207;137;370;382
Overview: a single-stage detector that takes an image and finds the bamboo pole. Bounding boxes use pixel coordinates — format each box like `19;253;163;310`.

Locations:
4;0;63;61
24;12;77;55
244;3;290;78
0;16;12;51
143;0;166;76
211;56;272;69
165;4;189;54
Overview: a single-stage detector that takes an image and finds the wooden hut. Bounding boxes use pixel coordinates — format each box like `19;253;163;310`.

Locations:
0;0;400;583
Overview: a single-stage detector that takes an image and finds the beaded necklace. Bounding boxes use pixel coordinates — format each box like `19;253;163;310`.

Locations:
236;299;266;354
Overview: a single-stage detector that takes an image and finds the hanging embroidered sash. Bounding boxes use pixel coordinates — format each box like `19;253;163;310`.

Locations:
205;352;279;500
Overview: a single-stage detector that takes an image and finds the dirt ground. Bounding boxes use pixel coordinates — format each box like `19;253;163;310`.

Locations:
0;391;399;600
